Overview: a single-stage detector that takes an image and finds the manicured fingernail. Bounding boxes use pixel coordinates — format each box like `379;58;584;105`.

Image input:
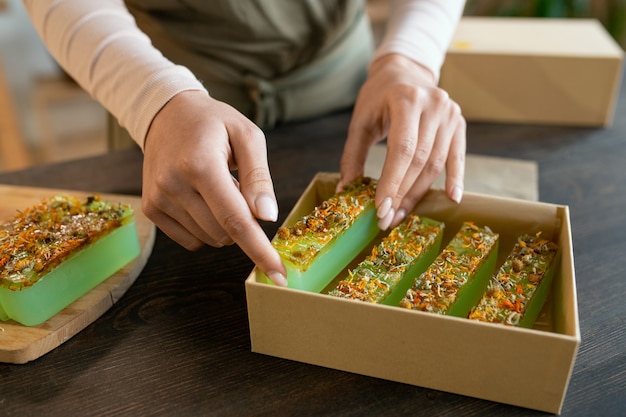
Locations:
256;194;278;222
378;207;395;230
267;271;288;287
391;208;406;228
377;197;393;219
451;186;463;204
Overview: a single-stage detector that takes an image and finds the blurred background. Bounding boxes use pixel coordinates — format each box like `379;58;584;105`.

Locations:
1;0;624;172
465;0;625;45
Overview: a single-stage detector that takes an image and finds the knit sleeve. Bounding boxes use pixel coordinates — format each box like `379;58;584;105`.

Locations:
372;0;465;81
22;0;208;150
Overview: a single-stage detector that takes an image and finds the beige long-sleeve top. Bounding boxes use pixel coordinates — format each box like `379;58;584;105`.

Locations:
22;0;465;149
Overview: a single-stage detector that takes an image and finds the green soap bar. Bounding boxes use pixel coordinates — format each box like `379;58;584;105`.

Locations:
400;221;499;317
328;215;444;306
0;195;140;326
469;233;559;328
263;177;379;293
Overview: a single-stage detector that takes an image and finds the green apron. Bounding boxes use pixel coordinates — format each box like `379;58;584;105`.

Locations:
109;0;374;149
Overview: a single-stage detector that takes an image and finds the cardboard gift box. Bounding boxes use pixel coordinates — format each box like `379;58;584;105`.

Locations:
439;17;624;127
245;173;580;414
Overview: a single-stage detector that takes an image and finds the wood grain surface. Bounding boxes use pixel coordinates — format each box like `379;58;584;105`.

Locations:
0;185;155;364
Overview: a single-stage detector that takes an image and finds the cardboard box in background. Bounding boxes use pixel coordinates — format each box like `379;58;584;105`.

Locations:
439;17;624;127
246;173;580;414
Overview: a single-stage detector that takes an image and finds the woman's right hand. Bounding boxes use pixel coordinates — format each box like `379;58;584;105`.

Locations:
141;90;288;286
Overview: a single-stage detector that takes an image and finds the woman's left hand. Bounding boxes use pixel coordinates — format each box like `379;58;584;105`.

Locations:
339;53;466;230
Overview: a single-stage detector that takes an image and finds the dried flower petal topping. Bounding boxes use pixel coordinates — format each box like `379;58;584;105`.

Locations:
329;215;443;303
0;195;133;290
400;221;499;314
271;177;376;269
468;232;558;326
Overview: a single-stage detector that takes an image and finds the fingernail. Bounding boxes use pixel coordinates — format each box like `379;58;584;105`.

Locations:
256;194;278;222
378;207;395;230
267;271;288;287
377;197;393;219
451;186;463;204
391;208;406;228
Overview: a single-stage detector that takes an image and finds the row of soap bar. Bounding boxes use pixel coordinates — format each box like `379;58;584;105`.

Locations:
265;177;559;328
334;216;558;329
330;218;504;321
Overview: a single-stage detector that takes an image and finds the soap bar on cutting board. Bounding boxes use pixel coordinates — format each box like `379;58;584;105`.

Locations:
327;214;444;306
0;195;140;326
263;177;379;293
400;221;499;317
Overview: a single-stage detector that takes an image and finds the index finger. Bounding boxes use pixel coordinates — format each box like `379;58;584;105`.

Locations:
195;118;286;284
228;124;280;223
376;101;419;211
199;165;287;284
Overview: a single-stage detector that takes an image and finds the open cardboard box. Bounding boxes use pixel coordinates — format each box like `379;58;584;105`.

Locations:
439;17;624;127
245;173;580;414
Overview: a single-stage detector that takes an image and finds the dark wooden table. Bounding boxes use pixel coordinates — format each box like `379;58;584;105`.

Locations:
1;70;625;416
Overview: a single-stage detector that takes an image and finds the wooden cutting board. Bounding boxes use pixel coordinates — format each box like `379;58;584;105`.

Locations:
0;184;156;364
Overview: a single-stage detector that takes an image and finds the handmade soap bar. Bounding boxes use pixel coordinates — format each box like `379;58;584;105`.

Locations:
0;195;140;326
328;214;444;306
264;177;379;293
469;233;559;327
400;221;499;317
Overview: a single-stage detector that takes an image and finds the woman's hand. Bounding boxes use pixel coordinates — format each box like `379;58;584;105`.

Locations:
141;90;288;286
339;53;466;230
